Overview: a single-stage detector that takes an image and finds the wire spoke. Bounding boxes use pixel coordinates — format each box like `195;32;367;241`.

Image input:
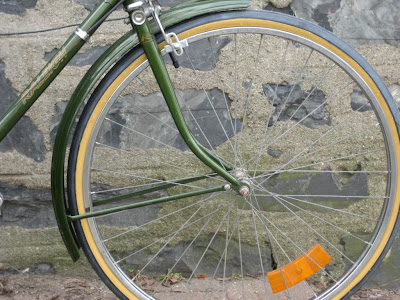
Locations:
253;184;374;247
104;117;202;163
241;63;337;170
245;198;339;284
94;142;225;185
207;37;242;167
104;192;222;242
91;167;204;190
119;197;230;265
256;147;385;187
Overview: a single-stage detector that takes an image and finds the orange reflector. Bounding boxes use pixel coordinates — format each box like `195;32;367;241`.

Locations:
267;244;332;293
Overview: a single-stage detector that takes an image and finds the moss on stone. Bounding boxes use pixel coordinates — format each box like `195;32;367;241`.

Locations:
0;226;94;276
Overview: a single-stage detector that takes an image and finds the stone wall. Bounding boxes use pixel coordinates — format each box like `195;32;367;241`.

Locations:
0;0;400;290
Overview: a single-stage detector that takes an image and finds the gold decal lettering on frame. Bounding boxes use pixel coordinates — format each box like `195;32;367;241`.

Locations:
140;33;154;44
21;46;67;105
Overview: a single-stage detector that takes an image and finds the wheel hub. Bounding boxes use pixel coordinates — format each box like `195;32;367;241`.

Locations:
234;169;252;197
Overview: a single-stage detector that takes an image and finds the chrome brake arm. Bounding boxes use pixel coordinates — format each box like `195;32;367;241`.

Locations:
150;2;188;56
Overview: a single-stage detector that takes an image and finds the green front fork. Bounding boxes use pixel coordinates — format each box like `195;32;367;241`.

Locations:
69;10;248;231
133;13;243;190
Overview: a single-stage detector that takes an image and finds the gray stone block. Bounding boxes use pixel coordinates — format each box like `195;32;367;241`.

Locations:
263;84;331;129
264;2;294;15
0;182;55;228
291;0;400;48
0;0;38;16
44;46;109;67
0;60;46;162
104;88;241;151
121;234;272;277
252;167;368;212
165;36;231;71
72;0;99;11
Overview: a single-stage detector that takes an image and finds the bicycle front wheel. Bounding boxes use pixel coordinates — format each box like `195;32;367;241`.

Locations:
68;10;400;299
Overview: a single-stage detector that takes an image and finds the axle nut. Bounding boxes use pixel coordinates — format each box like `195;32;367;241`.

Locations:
240;186;250;197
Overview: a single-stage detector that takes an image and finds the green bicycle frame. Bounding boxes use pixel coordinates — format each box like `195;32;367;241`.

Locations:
0;0;251;261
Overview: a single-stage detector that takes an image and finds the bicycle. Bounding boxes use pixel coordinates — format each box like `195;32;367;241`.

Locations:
1;0;400;299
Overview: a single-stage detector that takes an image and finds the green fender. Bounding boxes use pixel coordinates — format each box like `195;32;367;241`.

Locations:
51;0;251;261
